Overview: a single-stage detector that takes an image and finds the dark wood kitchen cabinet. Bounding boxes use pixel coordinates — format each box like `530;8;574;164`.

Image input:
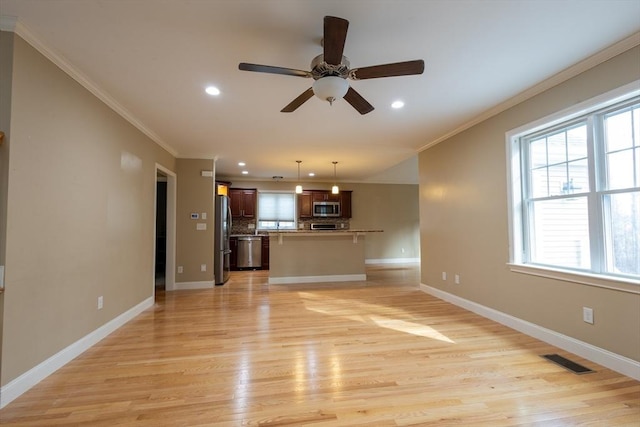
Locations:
261;236;270;270
229;188;256;219
297;191;313;219
312;191;340;203
339;191;352;218
229;236;238;271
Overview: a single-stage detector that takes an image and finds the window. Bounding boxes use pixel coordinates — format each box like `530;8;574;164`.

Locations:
257;192;296;230
507;83;639;283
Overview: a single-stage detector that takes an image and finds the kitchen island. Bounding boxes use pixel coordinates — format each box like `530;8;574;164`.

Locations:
267;229;383;284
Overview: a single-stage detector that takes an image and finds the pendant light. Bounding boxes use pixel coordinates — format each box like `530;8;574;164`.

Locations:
295;160;303;194
331;161;339;194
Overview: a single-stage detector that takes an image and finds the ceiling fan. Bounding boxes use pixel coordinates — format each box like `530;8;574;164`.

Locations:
238;16;425;115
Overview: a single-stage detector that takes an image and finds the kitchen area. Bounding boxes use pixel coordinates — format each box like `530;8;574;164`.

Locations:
216;182;382;284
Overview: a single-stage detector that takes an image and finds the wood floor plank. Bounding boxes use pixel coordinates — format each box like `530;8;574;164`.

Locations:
0;265;638;426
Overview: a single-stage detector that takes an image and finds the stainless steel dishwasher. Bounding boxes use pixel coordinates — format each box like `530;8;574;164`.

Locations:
237;236;262;269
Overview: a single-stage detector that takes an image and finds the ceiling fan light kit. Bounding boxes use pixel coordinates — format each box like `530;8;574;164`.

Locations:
313;76;349;105
238;16;424;115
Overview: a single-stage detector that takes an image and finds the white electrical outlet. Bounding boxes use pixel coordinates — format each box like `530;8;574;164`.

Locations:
442;272;447;281
177;266;183;274
583;307;594;324
454;274;460;284
97;296;103;310
401;248;405;253
201;264;206;272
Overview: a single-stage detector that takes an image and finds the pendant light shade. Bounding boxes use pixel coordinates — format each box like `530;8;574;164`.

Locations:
295;160;303;194
312;76;349;105
332;161;339;194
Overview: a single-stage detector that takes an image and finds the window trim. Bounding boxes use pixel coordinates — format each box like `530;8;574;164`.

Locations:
506;80;640;292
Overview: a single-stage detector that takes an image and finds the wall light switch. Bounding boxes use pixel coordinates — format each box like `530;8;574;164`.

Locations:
196;223;206;230
454;274;460;284
442;272;447;281
97;296;103;310
0;265;4;289
177;266;183;274
201;212;207;220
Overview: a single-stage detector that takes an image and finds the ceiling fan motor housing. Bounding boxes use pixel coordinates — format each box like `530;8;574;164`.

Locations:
311;54;350;80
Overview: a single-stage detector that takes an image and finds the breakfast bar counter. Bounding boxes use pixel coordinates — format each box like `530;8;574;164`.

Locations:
267;230;382;284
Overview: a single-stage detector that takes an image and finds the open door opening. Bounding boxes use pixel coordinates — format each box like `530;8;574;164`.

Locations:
155;174;167;290
154;164;176;296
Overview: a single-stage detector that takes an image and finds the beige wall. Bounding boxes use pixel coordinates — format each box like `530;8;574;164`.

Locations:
0;31;15;382
419;46;640;361
217;178;420;261
176;158;214;283
348;183;419;261
0;34;176;385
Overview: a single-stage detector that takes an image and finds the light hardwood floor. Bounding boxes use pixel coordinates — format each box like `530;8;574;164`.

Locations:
1;265;638;426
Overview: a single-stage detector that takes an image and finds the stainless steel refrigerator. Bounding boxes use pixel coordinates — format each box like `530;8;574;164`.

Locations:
214;195;231;285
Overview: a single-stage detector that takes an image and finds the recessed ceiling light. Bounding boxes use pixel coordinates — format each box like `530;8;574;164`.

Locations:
391;100;405;109
242;170;249;175
205;86;220;96
308;172;315;177
238;162;246;166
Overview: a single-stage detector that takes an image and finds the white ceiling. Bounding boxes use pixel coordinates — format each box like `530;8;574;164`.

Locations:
1;0;639;184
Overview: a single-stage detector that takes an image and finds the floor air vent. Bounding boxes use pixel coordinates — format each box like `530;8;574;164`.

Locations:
542;354;594;374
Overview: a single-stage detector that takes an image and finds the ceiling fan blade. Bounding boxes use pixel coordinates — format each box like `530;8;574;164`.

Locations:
281;88;315;113
350;60;425;80
343;87;374;115
323;16;349;65
239;63;312;78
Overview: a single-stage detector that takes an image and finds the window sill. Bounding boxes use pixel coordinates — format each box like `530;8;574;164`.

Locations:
507;263;640;295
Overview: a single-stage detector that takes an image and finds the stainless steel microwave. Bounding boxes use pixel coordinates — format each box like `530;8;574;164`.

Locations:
313;201;341;217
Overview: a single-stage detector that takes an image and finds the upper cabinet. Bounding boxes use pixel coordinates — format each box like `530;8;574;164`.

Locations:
297;190;352;219
339;191;352;219
229;188;257;218
312;191;340;203
298;191;313;218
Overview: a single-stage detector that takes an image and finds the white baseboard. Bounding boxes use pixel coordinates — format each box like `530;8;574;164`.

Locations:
173;280;214;290
366;258;420;264
0;296;154;409
420;284;640;381
269;274;367;285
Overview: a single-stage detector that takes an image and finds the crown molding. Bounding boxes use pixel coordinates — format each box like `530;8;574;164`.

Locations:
419;31;640;152
2;17;178;157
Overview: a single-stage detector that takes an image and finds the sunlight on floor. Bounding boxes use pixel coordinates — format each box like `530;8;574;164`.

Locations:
298;291;455;344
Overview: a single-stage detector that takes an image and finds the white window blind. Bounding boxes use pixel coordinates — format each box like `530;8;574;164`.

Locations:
257;192;295;229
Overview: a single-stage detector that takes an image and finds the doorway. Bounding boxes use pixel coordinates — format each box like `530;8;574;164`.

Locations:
154;164;176;295
155;175;167;289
